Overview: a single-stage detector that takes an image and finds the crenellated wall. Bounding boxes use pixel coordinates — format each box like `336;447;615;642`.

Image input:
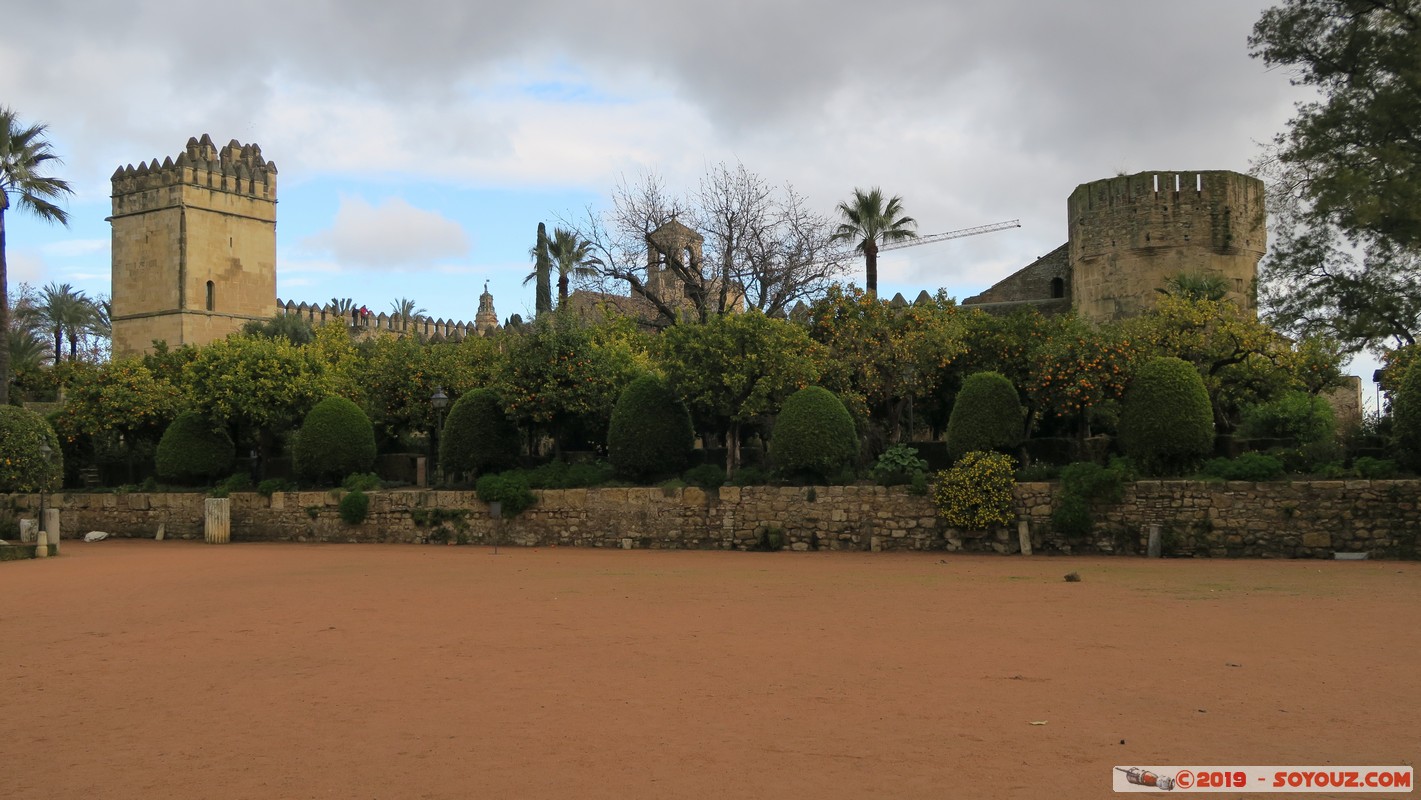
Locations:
13;480;1419;560
274;299;492;340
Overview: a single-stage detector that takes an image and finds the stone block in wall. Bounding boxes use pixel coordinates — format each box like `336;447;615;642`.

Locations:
719;486;740;504
125;493;151;510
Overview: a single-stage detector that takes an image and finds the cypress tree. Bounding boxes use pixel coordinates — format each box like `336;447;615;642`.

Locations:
535;222;553;316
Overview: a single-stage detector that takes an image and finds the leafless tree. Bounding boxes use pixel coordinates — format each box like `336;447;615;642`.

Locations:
566;162;849;327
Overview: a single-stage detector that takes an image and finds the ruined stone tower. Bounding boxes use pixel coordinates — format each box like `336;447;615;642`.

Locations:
109;134;278;355
1067;170;1265;322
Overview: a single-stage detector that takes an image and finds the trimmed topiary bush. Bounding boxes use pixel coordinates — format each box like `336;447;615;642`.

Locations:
1119;357;1214;475
946;371;1024;462
440;388;520;478
293;397;377;485
607;375;694;482
155;412;235;485
0;406;62;493
768;386;859;482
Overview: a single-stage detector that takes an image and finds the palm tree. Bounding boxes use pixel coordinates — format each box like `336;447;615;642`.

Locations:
0;107;73;402
390;297;426;330
547;227;603;306
8;326;48;374
39;282;91;364
1157;271;1230;302
830;187;917;297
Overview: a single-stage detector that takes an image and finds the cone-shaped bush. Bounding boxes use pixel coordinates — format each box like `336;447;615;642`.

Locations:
769;386;859;481
440;388;519;477
1119;356;1214;475
946;371;1023;462
607;374;694;481
0;406;62;493
293;397;377;485
156;412;235;485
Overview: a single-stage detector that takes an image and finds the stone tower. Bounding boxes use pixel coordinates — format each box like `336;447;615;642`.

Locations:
474;282;498;334
1067;170;1265;322
109;134;278;355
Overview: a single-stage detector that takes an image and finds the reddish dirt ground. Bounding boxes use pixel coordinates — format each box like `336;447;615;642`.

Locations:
3;541;1418;799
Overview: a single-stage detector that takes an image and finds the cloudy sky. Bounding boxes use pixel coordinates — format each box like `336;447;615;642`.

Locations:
6;1;1365;387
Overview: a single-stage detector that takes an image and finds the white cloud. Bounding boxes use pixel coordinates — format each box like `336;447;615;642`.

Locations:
7;250;45;286
42;239;109;258
302;196;470;269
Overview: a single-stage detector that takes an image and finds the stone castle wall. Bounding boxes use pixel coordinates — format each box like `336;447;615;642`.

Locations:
1068;170;1266;322
275;299;491;340
110;135;278;356
15;480;1418;559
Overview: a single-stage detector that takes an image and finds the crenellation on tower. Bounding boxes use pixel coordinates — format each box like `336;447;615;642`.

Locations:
109;135;279;355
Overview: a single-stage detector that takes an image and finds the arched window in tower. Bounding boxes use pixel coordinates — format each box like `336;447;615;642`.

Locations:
206;281;215;311
1050;277;1065;299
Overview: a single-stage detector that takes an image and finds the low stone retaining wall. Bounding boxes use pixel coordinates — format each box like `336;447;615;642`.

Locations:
5;479;1418;559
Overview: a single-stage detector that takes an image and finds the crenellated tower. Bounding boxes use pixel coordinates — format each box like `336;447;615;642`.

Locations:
1067;170;1265;322
108;134;278;355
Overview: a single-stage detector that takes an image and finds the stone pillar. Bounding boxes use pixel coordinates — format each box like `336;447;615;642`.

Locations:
43;509;61;555
415;456;427;488
1147;524;1162;558
34;529;48;558
205;498;231;544
19;518;37;543
1017;519;1033;556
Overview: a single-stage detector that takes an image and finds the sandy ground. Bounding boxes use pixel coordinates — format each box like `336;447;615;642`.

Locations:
2;540;1418;799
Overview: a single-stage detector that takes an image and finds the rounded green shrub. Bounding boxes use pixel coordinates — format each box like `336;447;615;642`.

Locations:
768;386;859;481
293;397;377;485
946;371;1024;462
155;412;235;485
0;406;62;493
440;388;519;478
607;375;694;481
339;489;370;525
1119;357;1214;475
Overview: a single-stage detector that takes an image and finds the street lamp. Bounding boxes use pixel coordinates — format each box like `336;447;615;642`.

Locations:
430;388;450;485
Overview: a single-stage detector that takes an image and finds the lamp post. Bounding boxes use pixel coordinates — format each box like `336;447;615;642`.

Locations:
430;387;450;485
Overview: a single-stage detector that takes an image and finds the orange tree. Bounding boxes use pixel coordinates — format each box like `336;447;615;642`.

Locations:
804;285;965;445
50;358;184;481
498;312;639;454
656;310;824;476
1025;315;1142;439
1124;295;1342;432
182;334;333;454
